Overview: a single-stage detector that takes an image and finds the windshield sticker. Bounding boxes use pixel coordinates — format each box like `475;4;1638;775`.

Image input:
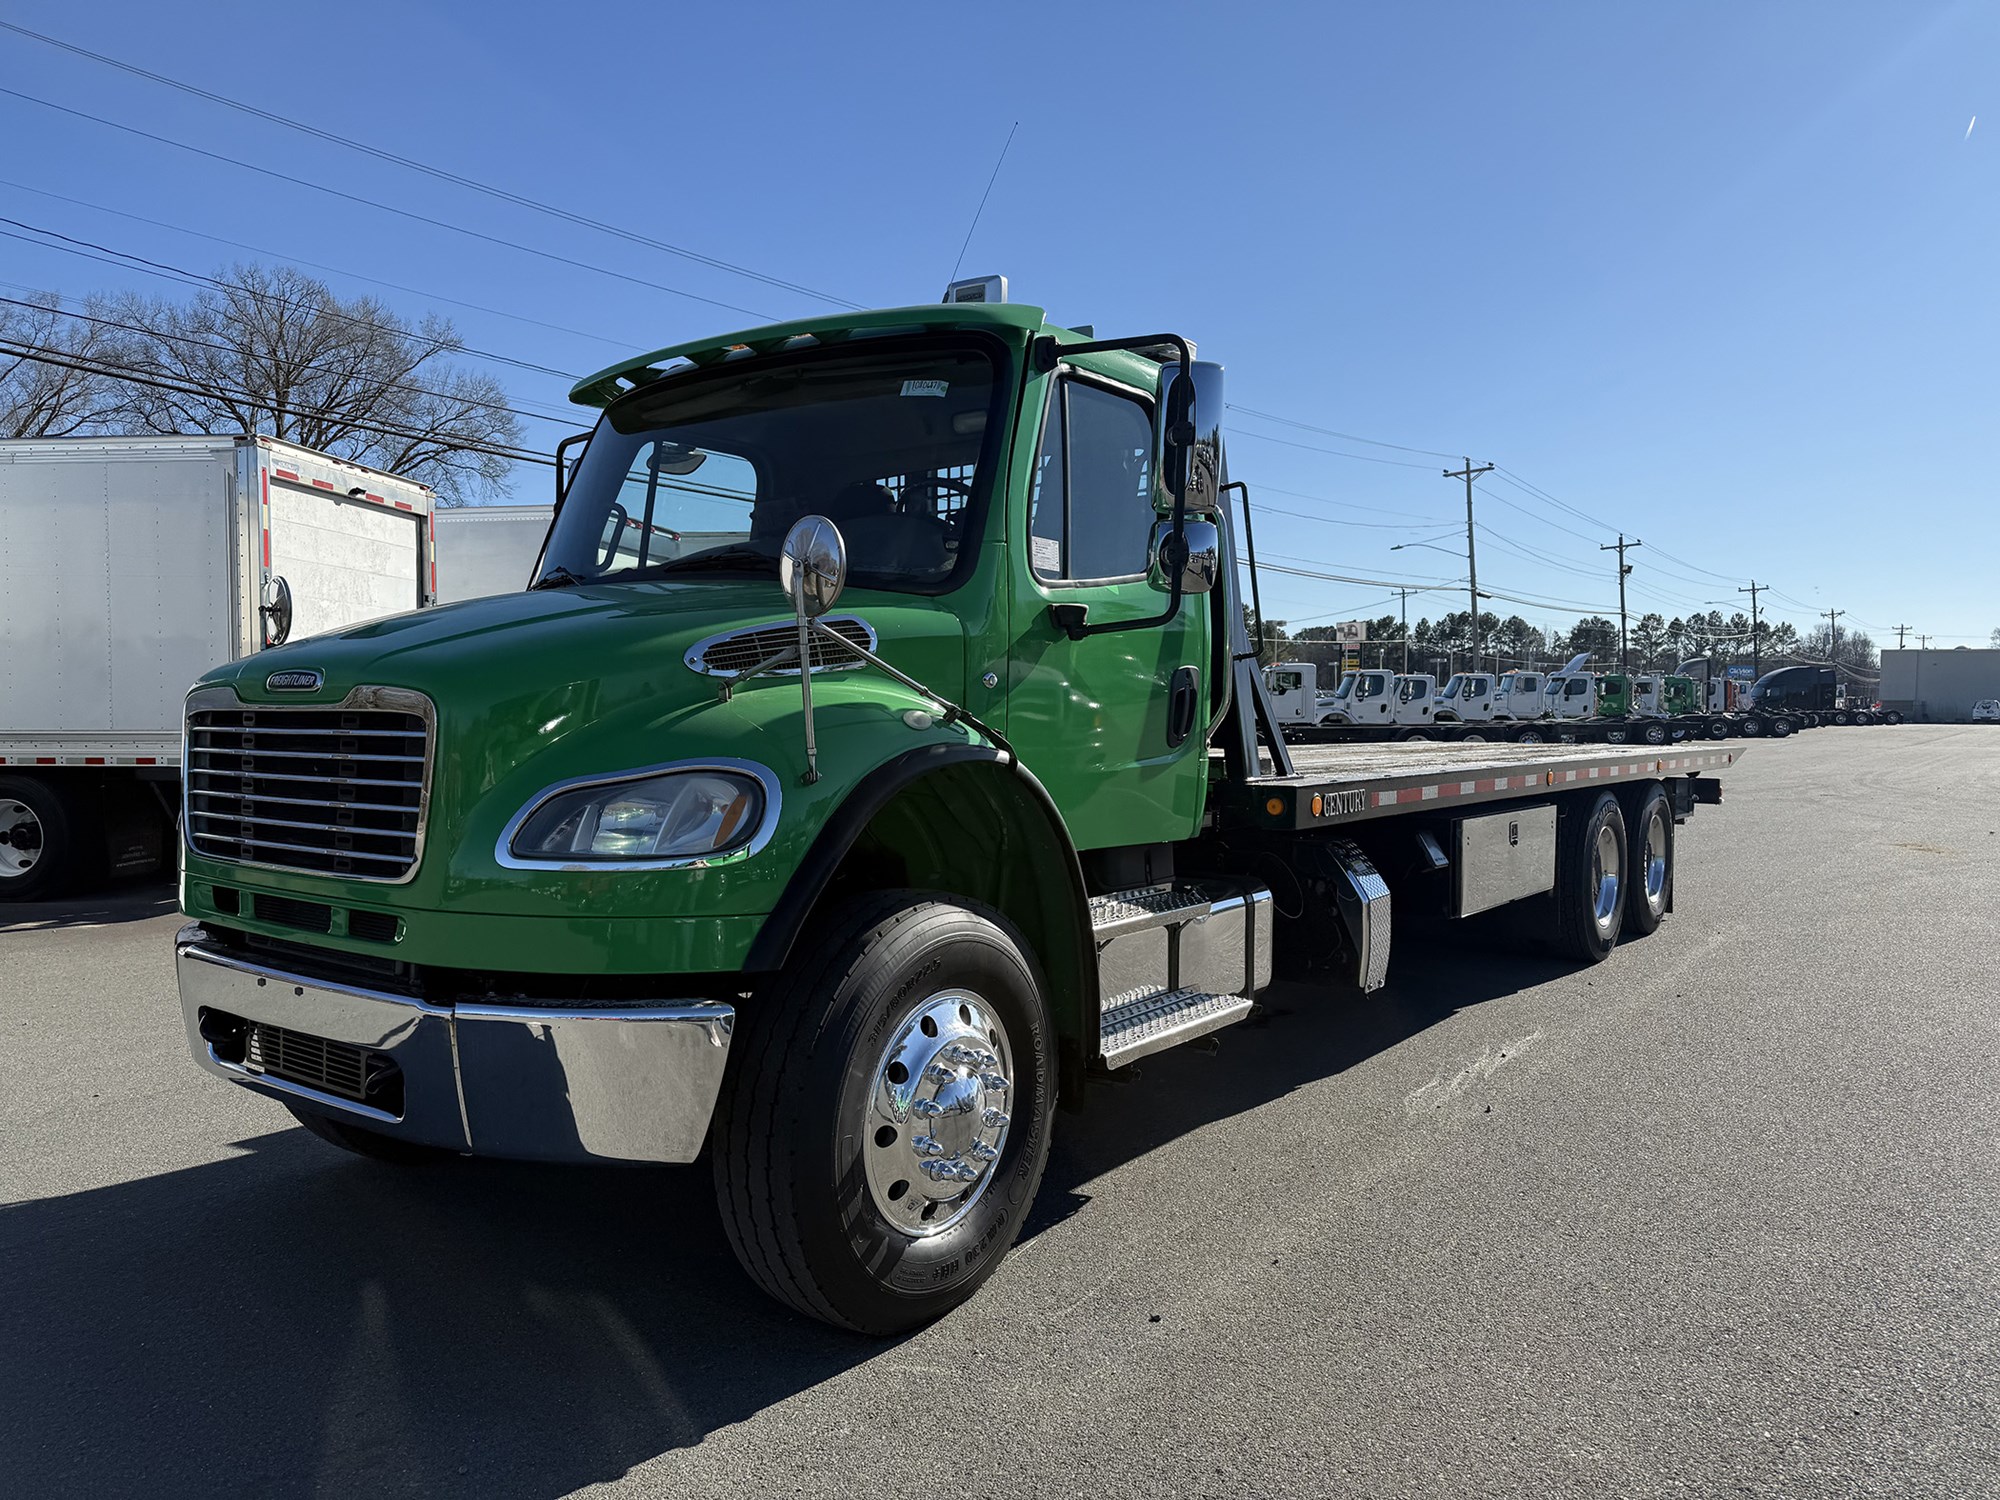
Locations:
900;379;949;398
1031;536;1061;572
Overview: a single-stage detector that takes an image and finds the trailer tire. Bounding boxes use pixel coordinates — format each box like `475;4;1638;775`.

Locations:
284;1103;457;1164
1832;710;1851;726
1551;791;1627;964
713;891;1055;1334
1770;717;1795;738
1739;714;1766;737
1884;710;1903;725
1641;722;1669;745
1706;719;1730;740
1623;786;1672;938
0;775;93;902
1396;728;1435;742
1514;726;1548;745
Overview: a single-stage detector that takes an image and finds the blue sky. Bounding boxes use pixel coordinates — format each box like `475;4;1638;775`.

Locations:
3;0;1992;646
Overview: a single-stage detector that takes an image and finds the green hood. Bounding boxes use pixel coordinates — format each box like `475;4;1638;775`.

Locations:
194;580;974;921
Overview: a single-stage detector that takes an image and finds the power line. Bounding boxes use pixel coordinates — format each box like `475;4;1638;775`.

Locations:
0;86;778;322
0;175;636;352
0;217;586;384
1225;404;1462;460
1226;425;1442;470
948;122;1017;285
2;291;578;431
0;335;556;469
0;21;861;310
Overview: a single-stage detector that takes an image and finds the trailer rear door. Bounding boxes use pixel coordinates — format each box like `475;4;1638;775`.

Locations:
266;486;421;640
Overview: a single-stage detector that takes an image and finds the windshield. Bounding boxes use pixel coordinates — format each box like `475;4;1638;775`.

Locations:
1440;676;1463;699
1333;674;1357;699
540;342;1004;593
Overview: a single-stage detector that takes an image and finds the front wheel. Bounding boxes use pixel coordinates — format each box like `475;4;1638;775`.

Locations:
713;892;1055;1334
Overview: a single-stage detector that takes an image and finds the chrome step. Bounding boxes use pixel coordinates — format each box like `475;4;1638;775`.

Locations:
1099;986;1256;1069
1087;885;1217;939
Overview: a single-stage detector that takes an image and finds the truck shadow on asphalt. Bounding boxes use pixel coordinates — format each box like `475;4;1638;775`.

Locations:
0;941;1566;1499
0;875;177;932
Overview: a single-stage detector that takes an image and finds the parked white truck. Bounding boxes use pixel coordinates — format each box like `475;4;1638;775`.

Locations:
0;436;435;899
431;502;552;603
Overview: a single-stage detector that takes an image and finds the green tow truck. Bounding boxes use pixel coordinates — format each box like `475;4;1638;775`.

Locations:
173;281;1740;1332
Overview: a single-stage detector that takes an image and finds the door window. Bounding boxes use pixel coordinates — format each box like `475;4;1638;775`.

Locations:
1029;377;1156;584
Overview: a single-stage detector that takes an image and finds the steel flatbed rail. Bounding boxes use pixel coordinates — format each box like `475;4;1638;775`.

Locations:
1226;741;1742;833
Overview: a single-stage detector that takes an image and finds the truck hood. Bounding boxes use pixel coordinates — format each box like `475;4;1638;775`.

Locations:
195;580;971;911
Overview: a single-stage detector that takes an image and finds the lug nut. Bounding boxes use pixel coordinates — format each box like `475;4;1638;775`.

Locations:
969;1142;999;1162
912;1135;945;1157
912;1098;946;1119
979;1073;1011;1092
924;1063;957;1085
982;1108;1010;1128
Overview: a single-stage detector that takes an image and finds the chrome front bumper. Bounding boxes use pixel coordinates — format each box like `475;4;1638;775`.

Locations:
174;924;734;1164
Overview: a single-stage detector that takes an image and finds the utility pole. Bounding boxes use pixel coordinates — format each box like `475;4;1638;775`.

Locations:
1600;534;1643;668
1738;580;1764;679
1893;623;1911;649
1918;634;1931;650
1398;587;1411;674
1443;458;1493;673
1824;608;1845;689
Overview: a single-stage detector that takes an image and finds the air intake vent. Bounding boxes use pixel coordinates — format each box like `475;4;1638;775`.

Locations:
184;693;432;881
684;616;876;678
253;893;332;934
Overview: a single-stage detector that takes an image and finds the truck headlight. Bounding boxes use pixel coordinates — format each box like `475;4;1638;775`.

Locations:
502;764;774;866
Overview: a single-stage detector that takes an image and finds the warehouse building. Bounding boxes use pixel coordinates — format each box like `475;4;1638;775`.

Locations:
1879;649;2000;722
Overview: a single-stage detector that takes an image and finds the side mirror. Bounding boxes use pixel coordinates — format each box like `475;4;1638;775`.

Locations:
260;575;293;647
779;515;847;618
1162;372;1196;501
1149;518;1219;596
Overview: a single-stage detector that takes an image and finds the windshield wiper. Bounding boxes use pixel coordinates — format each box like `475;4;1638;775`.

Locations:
529;565;587;591
652;545;776;575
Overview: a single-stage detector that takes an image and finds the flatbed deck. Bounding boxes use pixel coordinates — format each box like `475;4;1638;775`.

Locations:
1226;741;1741;833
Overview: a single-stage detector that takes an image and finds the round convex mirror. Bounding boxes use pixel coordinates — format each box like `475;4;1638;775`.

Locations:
260;575;294;646
779;515;847;618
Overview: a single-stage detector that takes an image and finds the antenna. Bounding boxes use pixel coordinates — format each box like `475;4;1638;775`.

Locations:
948;121;1019;285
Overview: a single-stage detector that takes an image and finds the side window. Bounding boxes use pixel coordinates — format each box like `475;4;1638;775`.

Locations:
1028;376;1155;584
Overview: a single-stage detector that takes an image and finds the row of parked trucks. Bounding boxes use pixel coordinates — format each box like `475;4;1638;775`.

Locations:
1266;657;1899;746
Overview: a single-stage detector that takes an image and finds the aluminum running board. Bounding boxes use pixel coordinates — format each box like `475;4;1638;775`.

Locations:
1098;986;1256;1069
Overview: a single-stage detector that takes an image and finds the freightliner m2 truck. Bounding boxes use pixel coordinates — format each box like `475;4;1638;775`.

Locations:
171;288;1738;1333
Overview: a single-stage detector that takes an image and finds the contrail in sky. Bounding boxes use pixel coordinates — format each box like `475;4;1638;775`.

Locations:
1968;116;1977;140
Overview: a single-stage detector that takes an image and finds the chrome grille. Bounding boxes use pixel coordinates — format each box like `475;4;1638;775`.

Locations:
246;1021;368;1102
684;616;875;678
185;695;432;881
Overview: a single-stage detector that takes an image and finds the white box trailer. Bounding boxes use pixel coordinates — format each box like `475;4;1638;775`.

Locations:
432;502;551;603
0;435;435;899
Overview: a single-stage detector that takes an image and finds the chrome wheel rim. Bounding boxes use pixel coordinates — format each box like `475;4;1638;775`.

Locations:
1642;807;1667;910
1592;822;1622;931
863;989;1014;1239
0;800;43;880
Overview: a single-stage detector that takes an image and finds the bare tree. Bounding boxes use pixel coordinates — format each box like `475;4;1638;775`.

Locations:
108;265;523;503
0;290;134;438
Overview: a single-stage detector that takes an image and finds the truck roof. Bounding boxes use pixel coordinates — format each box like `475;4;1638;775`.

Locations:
570;301;1064;408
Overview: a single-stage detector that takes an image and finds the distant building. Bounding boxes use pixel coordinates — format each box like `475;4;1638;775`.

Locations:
1879;649;2000;722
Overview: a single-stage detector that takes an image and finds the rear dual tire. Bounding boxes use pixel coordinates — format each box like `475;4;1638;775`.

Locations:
1550;791;1629;964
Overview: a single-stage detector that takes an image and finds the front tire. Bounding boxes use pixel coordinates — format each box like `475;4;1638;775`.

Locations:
713;892;1055;1334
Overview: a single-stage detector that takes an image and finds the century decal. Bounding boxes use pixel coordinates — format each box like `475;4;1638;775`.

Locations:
1320;789;1369;817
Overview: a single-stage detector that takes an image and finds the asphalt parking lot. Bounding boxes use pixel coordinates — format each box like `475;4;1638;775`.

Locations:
4;725;1995;1499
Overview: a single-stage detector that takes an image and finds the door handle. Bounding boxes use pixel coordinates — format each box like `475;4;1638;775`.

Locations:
1167;665;1199;748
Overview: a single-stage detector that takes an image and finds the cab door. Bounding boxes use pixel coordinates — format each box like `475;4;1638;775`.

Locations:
1002;366;1209;851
